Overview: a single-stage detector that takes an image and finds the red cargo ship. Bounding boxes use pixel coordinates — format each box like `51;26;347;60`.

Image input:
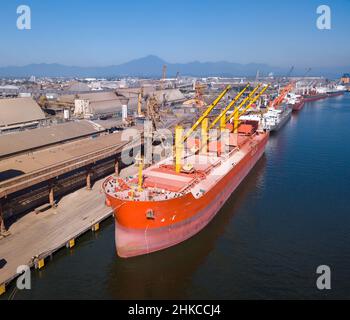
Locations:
303;93;328;102
291;99;305;111
286;93;305;112
103;123;269;258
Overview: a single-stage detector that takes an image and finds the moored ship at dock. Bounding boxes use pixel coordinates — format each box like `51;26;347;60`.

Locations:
326;85;347;97
103;128;269;258
103;84;271;258
260;105;292;132
302;85;346;102
286;93;305;112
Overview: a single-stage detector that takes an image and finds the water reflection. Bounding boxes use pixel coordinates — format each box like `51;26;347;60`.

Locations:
107;157;267;299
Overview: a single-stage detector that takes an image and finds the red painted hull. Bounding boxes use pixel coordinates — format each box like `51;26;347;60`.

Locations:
327;92;344;98
303;94;328;102
105;132;269;258
290;100;305;112
303;92;344;102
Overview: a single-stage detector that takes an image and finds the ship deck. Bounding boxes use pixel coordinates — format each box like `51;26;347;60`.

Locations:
104;131;261;202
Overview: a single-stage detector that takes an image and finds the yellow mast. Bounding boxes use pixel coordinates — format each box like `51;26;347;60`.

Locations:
137;93;142;116
135;155;144;192
211;84;262;131
174;86;231;173
226;84;270;132
137;87;144;116
237;85;270;118
223;84;261;124
175;125;184;173
182;85;231;143
201;118;209;153
209;83;250;130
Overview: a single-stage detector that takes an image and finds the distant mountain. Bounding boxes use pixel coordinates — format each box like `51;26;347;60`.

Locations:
0;55;348;78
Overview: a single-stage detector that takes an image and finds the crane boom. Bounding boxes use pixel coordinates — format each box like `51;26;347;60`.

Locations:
237;85;270;118
286;66;294;78
209;83;250;130
221;84;262;125
182;85;231;142
226;84;270;124
270;83;293;108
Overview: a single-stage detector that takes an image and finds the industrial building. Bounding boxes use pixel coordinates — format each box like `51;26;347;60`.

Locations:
0;97;46;132
59;91;127;118
0;120;105;159
341;73;350;84
150;88;186;105
0;127;141;222
0;85;20;97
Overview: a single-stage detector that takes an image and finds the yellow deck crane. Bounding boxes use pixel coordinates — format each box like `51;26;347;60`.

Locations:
209;83;256;131
181;85;231;143
226;84;270;133
174;85;231;172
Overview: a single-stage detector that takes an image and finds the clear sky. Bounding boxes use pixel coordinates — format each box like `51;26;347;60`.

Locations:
0;0;349;68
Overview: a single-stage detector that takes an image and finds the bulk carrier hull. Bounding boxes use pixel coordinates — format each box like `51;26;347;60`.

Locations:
271;110;291;132
290;99;305;112
104;132;269;258
303;91;344;102
327;91;345;98
303;94;328;102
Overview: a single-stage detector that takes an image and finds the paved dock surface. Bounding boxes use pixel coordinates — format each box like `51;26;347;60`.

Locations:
0;165;138;288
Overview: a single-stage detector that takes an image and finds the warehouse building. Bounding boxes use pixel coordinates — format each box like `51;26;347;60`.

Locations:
59;92;127;119
0;97;46;133
0;120;105;159
341;73;350;84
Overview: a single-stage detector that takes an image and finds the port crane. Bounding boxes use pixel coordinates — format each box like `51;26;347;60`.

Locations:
181;85;231;143
173;85;231;172
225;84;270;132
270;65;296;108
269;82;294;108
173;84;269;172
194;81;207;106
137;87;144;117
146;94;161;130
286;66;295;79
209;83;254;130
160;65;167;90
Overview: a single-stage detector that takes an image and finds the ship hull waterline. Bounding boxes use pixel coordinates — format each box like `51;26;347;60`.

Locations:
269;108;292;132
291;100;305;112
107;133;269;258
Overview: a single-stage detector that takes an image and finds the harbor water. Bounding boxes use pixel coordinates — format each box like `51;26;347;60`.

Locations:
3;93;350;299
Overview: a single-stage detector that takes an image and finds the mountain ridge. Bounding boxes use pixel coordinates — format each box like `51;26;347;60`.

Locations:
0;55;347;78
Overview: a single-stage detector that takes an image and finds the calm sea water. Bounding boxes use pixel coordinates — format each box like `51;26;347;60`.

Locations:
3;93;350;300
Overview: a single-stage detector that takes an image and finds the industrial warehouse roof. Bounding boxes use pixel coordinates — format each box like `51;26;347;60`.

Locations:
0;120;104;158
151;89;186;104
89;100;124;115
66;81;91;92
0;97;46;127
60;91;119;103
62;91;130;116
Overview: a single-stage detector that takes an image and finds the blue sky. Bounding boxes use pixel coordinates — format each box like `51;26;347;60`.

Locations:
0;0;349;68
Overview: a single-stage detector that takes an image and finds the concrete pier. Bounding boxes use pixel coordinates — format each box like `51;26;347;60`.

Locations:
0;165;138;295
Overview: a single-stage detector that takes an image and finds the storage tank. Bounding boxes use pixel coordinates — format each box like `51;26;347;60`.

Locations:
63;108;70;120
19;92;31;98
122;104;128;121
